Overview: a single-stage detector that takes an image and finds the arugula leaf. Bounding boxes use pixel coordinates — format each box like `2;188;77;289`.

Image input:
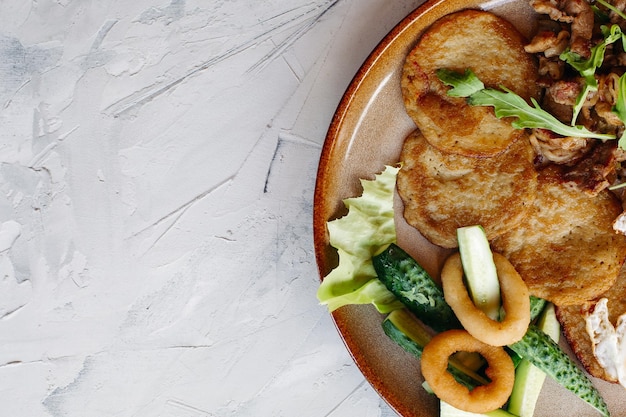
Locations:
612;72;626;150
559;24;624;125
437;68;616;140
437;68;484;97
317;165;405;313
470;88;614;139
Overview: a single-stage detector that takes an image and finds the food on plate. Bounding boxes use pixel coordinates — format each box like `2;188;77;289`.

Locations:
319;1;626;415
508;304;561;417
436;67;616;141
401;9;541;157
396;0;626;411
441;252;530;346
420;329;515;414
318;165;609;415
397;130;537;248
427;0;626;389
382;308;490;389
316;165;403;313
523;2;626;199
556;264;626;383
457;225;502;321
490;165;626;305
371;221;608;415
585;297;626;388
585;298;626;387
508;324;609;416
521;0;626;387
373;243;461;332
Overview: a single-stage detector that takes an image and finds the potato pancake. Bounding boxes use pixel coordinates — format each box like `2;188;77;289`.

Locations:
491;166;626;306
401;9;540;157
397;130;537;248
556;265;626;383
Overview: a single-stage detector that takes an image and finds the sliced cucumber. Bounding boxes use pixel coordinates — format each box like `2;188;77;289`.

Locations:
373;244;461;331
457;225;501;320
382;309;431;357
377;241;608;416
382;309;488;388
537;304;560;340
509;325;609;417
508;303;560;417
440;401;517;417
529;296;547;322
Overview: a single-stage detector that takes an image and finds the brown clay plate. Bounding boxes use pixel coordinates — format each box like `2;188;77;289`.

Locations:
313;0;626;415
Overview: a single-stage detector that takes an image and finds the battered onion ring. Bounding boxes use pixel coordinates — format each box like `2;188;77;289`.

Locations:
421;329;515;414
441;252;530;346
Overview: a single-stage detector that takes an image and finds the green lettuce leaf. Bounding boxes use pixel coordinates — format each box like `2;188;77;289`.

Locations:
317;165;404;313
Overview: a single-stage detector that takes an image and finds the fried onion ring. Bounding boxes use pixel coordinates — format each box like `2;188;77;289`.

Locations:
441;252;530;346
421;329;515;414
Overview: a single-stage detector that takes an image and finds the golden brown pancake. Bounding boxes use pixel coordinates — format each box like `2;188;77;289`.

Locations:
397;129;537;248
401;9;540;157
491;166;626;306
556;264;626;382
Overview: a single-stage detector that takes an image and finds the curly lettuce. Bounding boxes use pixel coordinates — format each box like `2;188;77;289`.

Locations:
317;165;404;313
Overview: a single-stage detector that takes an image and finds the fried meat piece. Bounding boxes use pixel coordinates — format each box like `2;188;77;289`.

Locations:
491;166;626;306
401;10;540;157
556;265;626;383
525;29;570;57
397;130;537;248
530;0;594;58
560;140;618;195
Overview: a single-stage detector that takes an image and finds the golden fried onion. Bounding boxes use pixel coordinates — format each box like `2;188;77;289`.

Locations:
421;329;515;413
441;252;530;346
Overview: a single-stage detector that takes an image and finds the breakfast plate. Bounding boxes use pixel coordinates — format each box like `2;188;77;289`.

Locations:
312;0;626;415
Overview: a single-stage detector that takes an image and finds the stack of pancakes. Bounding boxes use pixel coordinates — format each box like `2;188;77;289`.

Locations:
398;9;626;382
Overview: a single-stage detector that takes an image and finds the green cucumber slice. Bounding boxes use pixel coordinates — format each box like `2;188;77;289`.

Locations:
529;296;547;322
373;244;461;332
383;309;488;388
508;303;560;417
457;225;501;320
509;325;609;417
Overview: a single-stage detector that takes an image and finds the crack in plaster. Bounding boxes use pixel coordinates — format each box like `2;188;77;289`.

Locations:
247;0;341;75
104;0;342;117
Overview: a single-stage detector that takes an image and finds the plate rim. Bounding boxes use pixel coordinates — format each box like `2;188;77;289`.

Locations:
311;0;624;415
312;1;487;415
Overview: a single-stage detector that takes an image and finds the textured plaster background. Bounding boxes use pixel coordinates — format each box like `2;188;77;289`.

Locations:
0;0;424;416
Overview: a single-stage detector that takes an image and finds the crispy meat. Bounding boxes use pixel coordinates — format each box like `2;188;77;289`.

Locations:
596;73;623;127
525;29;570;57
530;0;594;57
560;140;618;195
538;55;566;81
547;79;581;105
595;101;624;126
529;128;590;165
